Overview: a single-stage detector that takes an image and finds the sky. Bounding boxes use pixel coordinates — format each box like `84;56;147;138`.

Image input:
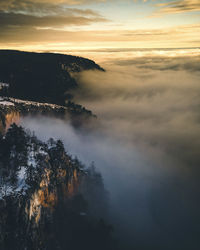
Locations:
0;0;200;52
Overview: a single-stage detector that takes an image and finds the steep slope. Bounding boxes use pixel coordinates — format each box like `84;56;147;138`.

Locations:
0;124;114;250
0;97;95;132
0;50;104;106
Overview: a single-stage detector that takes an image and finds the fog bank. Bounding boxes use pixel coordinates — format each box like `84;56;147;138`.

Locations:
22;53;200;250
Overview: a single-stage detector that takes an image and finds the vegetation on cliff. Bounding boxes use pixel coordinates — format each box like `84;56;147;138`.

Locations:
0;124;115;250
0;50;104;106
0;97;95;132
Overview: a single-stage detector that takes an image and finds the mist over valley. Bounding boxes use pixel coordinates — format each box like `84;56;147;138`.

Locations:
18;49;200;250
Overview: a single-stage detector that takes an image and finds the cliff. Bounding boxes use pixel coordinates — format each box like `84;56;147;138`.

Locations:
0;124;112;250
0;97;96;133
0;50;104;106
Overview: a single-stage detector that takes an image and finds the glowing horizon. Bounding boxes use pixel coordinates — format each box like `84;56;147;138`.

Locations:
0;0;200;52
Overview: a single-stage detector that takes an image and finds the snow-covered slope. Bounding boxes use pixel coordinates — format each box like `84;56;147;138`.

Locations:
0;97;95;132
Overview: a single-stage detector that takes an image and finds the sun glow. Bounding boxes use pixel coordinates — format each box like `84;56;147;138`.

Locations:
0;0;199;52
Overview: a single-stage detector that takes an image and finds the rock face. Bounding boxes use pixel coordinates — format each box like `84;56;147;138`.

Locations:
0;51;114;250
0;50;104;106
0;97;96;133
0;125;113;250
0;50;101;132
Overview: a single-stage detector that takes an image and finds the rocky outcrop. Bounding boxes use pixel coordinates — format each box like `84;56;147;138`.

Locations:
0;50;104;106
0;125;112;250
0;97;96;133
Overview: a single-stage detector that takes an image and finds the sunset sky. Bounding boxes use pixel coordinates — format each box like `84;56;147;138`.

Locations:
0;0;200;52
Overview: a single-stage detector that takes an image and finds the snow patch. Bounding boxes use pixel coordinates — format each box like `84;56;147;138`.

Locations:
0;101;14;106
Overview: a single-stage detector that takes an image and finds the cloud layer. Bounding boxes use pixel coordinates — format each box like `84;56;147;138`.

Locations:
155;0;200;15
21;52;200;249
0;0;199;50
0;0;107;40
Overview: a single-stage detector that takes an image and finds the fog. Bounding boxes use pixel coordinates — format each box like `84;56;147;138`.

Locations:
21;52;200;250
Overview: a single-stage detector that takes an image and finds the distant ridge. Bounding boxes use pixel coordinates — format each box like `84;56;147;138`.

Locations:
0;50;104;106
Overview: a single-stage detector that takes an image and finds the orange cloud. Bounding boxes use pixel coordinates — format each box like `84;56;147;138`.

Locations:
0;23;199;50
153;0;200;16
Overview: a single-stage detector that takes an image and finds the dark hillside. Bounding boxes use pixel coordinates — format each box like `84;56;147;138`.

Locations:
0;124;115;250
0;50;104;106
0;97;95;133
